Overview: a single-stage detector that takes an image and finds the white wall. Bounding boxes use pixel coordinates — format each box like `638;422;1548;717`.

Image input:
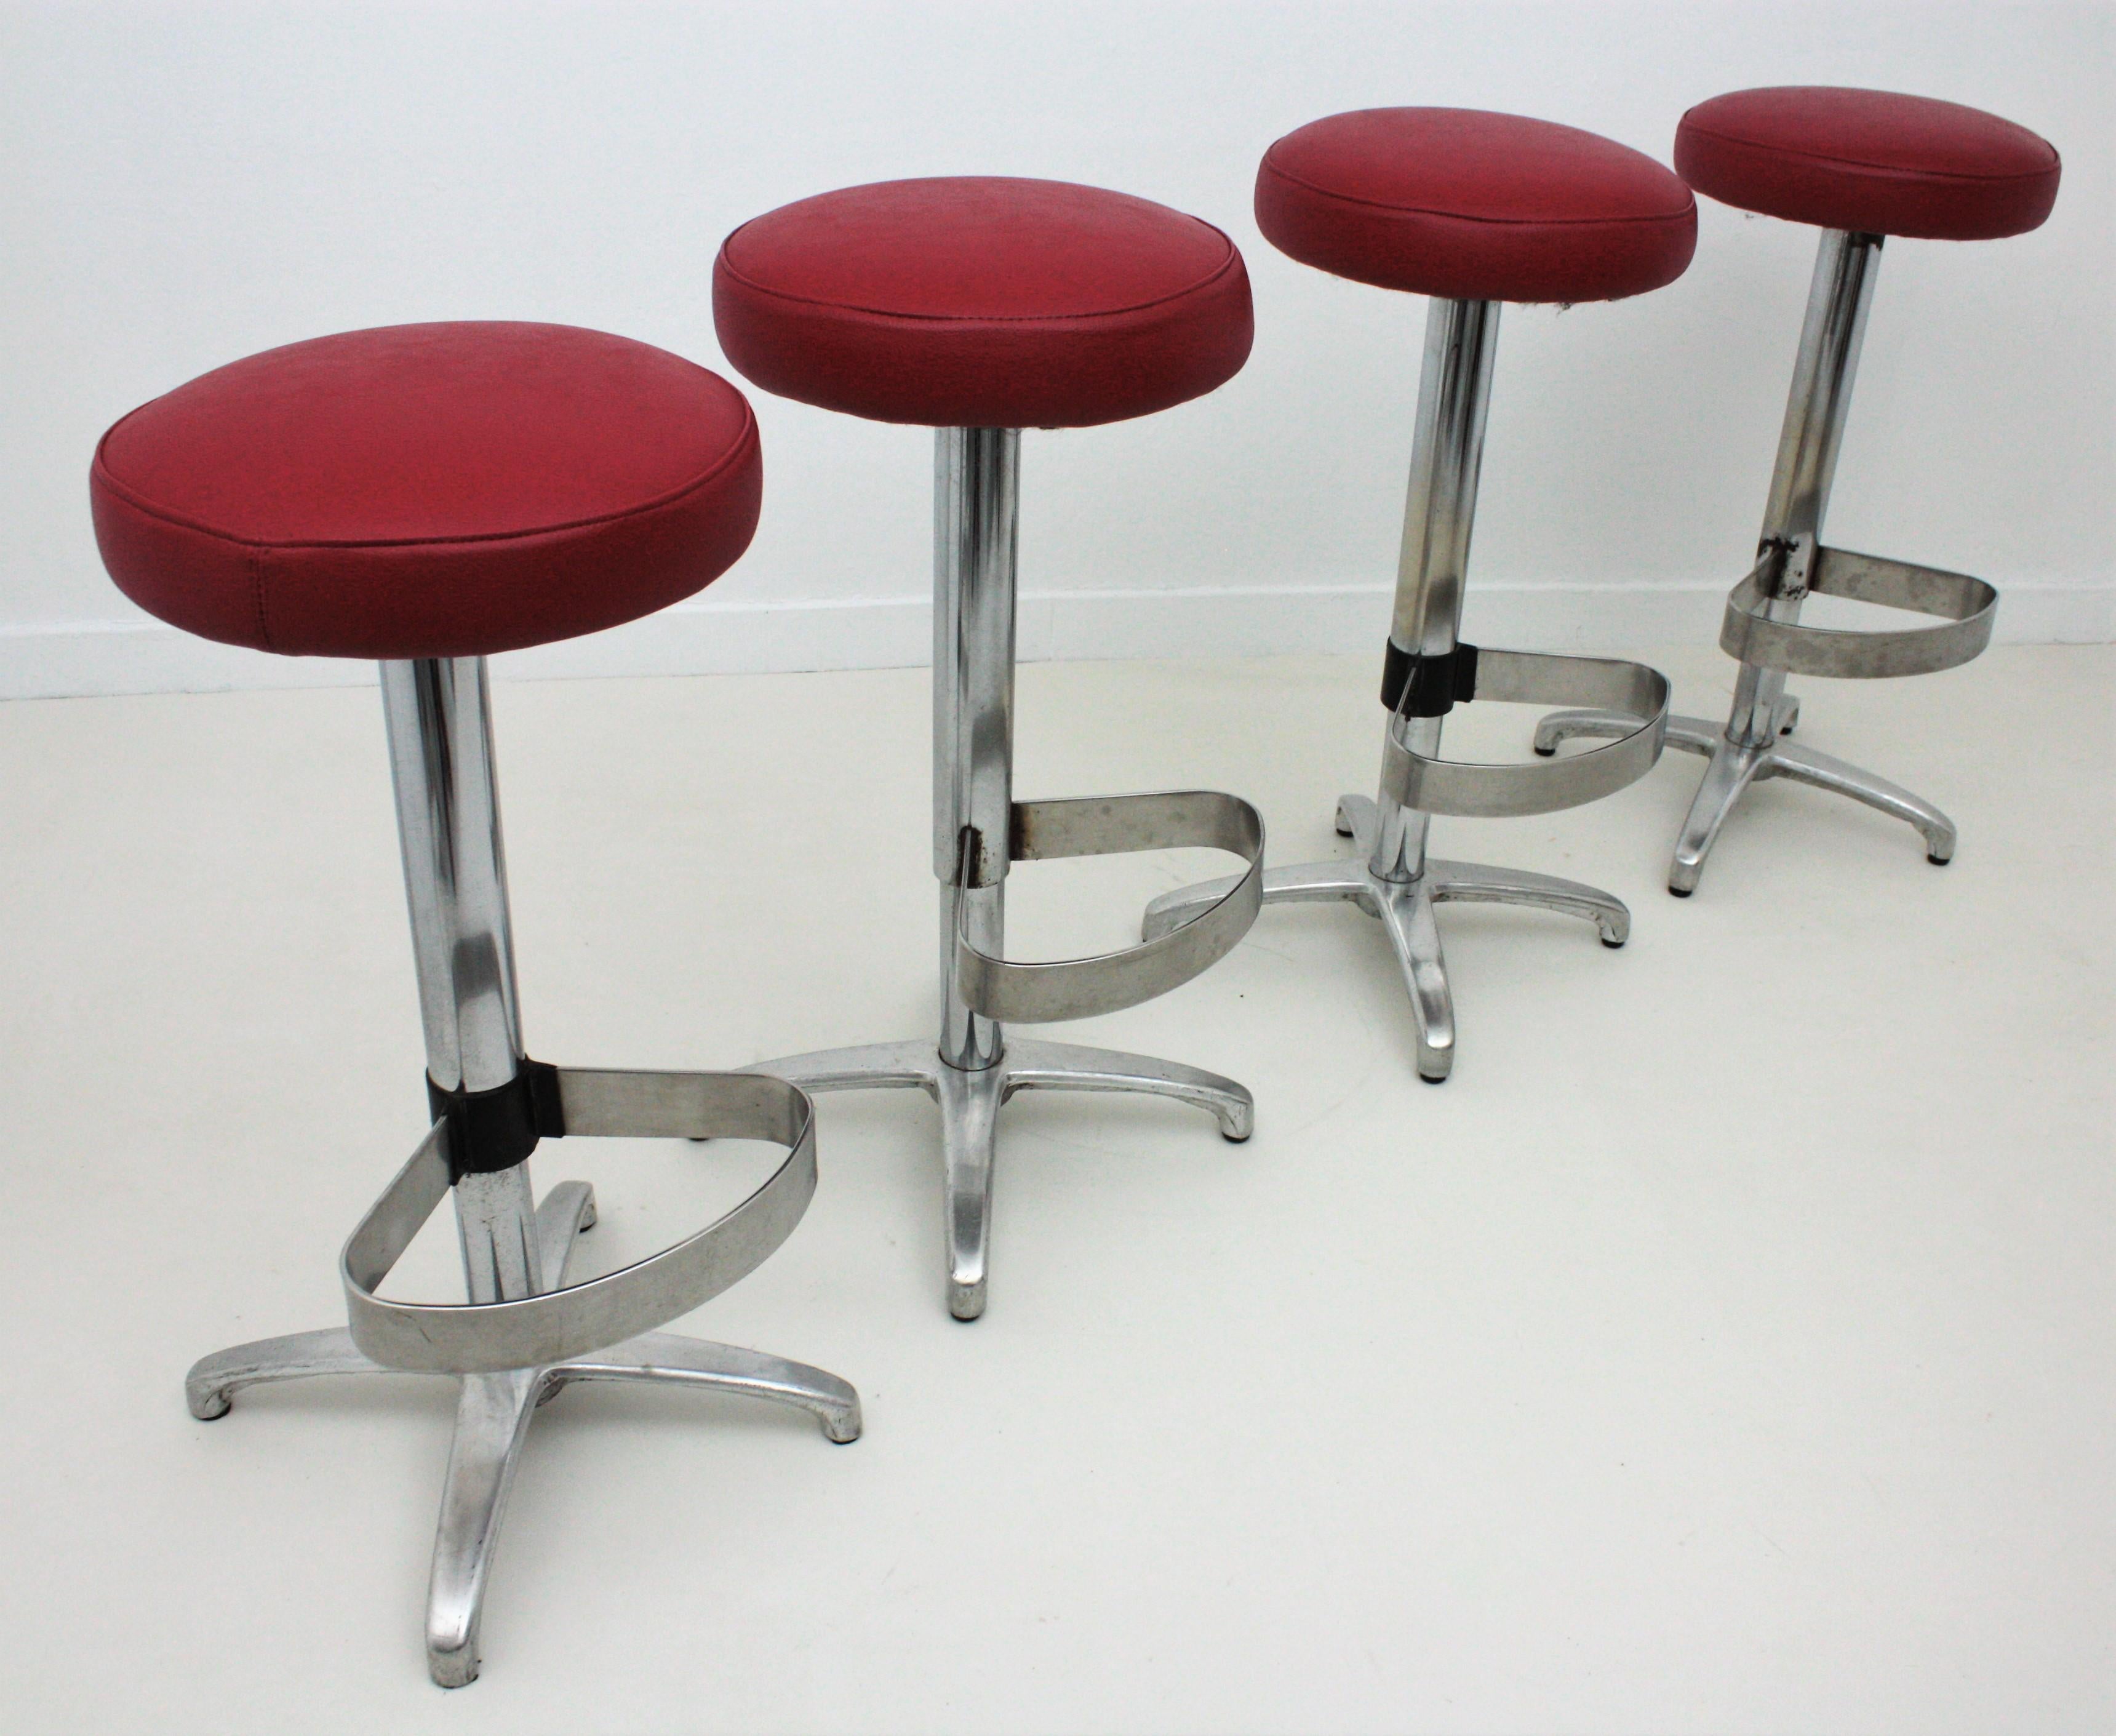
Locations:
3;0;2108;697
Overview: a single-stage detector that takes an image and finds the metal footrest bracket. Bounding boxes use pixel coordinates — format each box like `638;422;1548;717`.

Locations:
1720;546;1997;679
341;1069;817;1374
954;790;1265;1024
1381;649;1669;818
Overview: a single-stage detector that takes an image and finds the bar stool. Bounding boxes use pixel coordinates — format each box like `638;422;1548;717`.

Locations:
1145;110;1687;1081
91;322;860;1686
1536;87;2061;893
713;177;1267;1320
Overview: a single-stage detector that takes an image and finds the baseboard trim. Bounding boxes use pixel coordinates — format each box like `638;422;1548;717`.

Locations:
3;580;2108;700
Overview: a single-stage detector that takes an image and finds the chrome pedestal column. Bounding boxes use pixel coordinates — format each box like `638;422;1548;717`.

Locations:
1535;231;1992;894
185;657;857;1689
1144;299;1643;1082
746;429;1254;1322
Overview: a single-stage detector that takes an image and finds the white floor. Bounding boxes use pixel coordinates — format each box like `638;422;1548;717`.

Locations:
1;645;2109;1734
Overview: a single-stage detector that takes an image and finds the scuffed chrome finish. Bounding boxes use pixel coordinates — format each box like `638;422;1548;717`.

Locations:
544;1333;861;1443
1366;299;1504;890
745;427;1257;1319
453;1166;544;1304
426;1366;540;1688
1666;734;1771;895
1391;297;1499;658
340;1069;819;1375
1535;708;1731;764
186;1181;856;1687
933;430;1019;893
934;428;1016;1071
1533;706;1957;890
186;1188;596;1423
188;653;858;1688
746;1036;1251;1320
186;1326;394;1420
956;790;1265;1024
382;652;552;1318
1757;737;1957;857
1143;795;1624;1082
1379;649;1668;817
1720;545;1998;678
1143;294;1643;1075
381;657;524;1097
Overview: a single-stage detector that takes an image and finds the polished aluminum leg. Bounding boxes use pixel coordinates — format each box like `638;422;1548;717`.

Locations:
1375;873;1455;1082
754;1033;1251;1321
1002;1038;1253;1139
1143;791;1621;1082
426;1367;540;1688
1429;859;1629;940
1767;737;1955;860
1667;734;1772;895
935;1059;1002;1319
1533;702;1956;892
421;1180;856;1689
747;428;1253;1320
545;1334;861;1443
186;1327;400;1419
1536;710;1730;761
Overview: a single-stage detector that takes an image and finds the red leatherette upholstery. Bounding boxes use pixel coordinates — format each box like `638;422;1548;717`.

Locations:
714;177;1253;428
1256;108;1698;303
92;322;762;659
1675;87;2061;241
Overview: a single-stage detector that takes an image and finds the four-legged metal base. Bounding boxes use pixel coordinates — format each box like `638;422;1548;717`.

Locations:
745;1039;1252;1321
1141;794;1626;1084
185;1180;860;1689
1533;702;1955;895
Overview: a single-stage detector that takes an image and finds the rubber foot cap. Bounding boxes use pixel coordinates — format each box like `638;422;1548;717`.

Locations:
1532;746;1556;758
1419;1073;1448;1086
1928;854;1950;866
1669;886;1693;898
1602;937;1625;949
1222;1131;1252;1144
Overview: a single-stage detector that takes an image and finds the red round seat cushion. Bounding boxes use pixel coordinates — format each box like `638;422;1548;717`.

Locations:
91;322;763;659
1256;108;1697;303
1675;88;2060;241
713;177;1253;428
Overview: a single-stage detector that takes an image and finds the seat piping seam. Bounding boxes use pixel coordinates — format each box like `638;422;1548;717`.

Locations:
1680;121;2060;183
715;226;1242;322
1258;158;1696;228
248;547;271;652
91;406;757;551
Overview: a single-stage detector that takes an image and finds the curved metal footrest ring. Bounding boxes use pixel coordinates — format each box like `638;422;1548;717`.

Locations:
342;1070;816;1375
956;789;1264;1024
1720;546;1997;678
1382;649;1669;818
